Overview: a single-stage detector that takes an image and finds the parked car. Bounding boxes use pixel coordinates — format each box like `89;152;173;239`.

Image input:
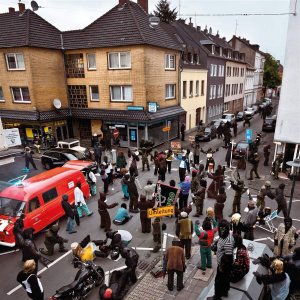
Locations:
262;115;277;132
244;107;255;117
0;167;89;247
56;139;87;154
251;104;259;114
235;111;245;122
220;113;236;125
41;148;87;170
195;125;217;142
210;118;223;128
232;140;253;159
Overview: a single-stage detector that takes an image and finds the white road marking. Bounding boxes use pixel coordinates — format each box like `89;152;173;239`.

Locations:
277;216;300;222
8;175;27;183
0;249;19;256
7;250;73;295
0;157;15;165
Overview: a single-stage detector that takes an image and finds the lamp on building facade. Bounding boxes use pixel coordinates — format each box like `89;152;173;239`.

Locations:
286;158;300;217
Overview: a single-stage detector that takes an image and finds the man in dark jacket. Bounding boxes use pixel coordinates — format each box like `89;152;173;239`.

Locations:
120;247;139;284
98;192;118;232
24;146;37;170
230;179;247;215
137;194;155;233
248;153;260;180
274;183;288;218
263;144;271;166
61;194;77;234
124;171;139;213
13;213;25;248
180;123;186;141
21;228;40;274
40;224;67;256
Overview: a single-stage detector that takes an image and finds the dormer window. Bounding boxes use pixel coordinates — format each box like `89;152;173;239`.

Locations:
188;53;193;63
219;47;223;57
228;50;232;58
211;45;215;55
193;54;199;64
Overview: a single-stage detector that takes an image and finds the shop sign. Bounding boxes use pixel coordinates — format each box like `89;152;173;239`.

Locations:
130;129;137;141
148;102;160;113
147;206;175;218
4;128;22;147
171;141;181;153
162;127;170;132
54;120;66;126
246;129;252;143
115;125;126;128
127;106;144;111
109;126;116;129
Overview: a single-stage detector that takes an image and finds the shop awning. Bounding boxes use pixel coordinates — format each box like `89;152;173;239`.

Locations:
0;109;71;121
71;106;186;123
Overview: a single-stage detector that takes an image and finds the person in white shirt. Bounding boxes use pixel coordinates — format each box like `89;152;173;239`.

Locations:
74;182;93;218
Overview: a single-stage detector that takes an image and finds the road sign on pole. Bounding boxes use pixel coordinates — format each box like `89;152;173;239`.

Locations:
246;129;253;143
147;206;175;218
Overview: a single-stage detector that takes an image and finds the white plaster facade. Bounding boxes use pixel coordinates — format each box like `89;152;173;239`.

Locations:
224;61;246;113
244;66;255;107
181;68;207;131
253;52;265;103
274;0;300;159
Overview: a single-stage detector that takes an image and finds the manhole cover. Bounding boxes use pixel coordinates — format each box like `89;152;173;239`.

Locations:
137;260;150;270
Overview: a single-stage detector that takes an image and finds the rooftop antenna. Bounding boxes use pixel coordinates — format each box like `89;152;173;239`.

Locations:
31;0;41;11
235;19;238;35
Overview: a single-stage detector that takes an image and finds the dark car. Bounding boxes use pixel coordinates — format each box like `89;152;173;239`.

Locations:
195;125;217;142
41;148;89;170
235;111;245;122
262;115;277;132
232;140;253;159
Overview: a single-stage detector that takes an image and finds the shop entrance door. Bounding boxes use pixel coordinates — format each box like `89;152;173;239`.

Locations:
56;125;69;141
128;126;138;148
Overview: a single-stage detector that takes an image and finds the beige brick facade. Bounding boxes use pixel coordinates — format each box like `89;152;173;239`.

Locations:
0;47;68;111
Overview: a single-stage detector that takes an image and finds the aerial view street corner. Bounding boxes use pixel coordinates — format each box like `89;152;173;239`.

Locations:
0;0;299;299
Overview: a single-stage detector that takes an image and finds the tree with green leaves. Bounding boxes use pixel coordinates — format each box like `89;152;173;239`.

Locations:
153;0;177;23
263;53;282;96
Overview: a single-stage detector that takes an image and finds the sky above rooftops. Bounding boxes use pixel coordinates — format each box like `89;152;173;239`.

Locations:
0;0;290;63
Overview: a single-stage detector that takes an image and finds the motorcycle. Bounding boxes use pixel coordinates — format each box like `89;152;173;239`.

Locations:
49;258;105;300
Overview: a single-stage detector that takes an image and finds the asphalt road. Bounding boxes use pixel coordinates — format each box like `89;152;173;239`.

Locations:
1;98;299;300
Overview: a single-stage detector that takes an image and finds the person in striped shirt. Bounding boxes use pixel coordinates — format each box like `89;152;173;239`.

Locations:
208;219;234;300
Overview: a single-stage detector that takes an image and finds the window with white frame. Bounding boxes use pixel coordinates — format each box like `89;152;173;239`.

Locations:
0;87;4;101
214;65;217;76
212;85;217;99
182;81;187;98
189;81;193;97
165;84;176;99
110;85;132;102
195;80;199;96
90;85;99;101
224;102;229;111
218;65;222;77
211;45;215;55
6;53;25;70
87;54;96;70
165;54;176;70
210;64;214;76
209;85;213;99
220;84;223;97
201;80;205;95
108;52;131;69
11;87;30;102
220;48;223;57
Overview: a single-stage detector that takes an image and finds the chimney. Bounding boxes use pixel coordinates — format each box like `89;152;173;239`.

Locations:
18;2;25;12
204;25;208;34
119;0;128;8
137;0;148;13
209;27;212;34
8;7;15;13
216;30;219;37
196;26;201;31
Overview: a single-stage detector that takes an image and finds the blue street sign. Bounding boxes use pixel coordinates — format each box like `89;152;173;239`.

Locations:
246;129;253;143
127;106;144;111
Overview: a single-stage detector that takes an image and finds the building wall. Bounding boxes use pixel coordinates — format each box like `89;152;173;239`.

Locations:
0;47;68;111
229;38;255;67
181;68;207;131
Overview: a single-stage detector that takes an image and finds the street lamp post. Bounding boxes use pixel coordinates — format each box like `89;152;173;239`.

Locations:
286;158;300;217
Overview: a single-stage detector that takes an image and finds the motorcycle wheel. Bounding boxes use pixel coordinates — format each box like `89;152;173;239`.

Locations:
95;267;105;287
73;293;83;300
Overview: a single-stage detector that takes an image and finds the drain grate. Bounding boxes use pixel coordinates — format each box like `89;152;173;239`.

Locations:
137;260;150;270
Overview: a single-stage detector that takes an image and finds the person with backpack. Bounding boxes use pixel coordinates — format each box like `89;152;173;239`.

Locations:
195;218;218;274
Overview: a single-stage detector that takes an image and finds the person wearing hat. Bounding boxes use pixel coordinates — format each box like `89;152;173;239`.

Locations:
98;192;119;232
248;152;260;180
24;146;37;171
244;200;259;240
176;212;193;259
192;179;207;217
229;179;247;216
17;259;44;300
274;183;288;218
256;181;274;223
61;194;77;234
272;153;284;179
40;224;68;256
274;217;296;257
165;238;186;291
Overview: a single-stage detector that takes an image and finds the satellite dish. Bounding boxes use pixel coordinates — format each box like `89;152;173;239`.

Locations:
31;1;39;11
53;98;62;109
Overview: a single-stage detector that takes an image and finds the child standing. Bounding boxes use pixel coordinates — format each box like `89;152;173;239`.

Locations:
195;217;218;274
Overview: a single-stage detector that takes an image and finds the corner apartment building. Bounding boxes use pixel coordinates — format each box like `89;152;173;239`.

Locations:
61;0;184;147
0;4;70;143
